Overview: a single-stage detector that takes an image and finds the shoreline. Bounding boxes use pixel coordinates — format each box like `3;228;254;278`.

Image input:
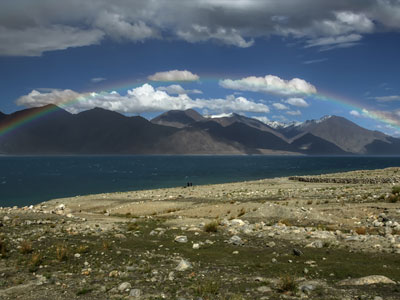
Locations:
39;166;400;218
1;167;400;299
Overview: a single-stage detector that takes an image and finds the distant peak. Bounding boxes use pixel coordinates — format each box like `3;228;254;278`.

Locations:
267;120;301;128
317;115;333;123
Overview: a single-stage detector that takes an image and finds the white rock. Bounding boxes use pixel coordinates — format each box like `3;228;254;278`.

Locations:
118;282;131;291
229;235;242;245
257;286;272;293
192;243;200;249
175;259;191;271
231;219;245;226
129;288;141;297
338;275;396;286
174;236;188;243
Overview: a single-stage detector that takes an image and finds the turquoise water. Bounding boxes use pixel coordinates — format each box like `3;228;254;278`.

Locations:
1;155;400;207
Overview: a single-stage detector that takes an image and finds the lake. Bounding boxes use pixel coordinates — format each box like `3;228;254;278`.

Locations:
1;155;400;207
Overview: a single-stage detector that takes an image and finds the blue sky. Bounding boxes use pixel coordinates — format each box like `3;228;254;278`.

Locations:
1;0;400;135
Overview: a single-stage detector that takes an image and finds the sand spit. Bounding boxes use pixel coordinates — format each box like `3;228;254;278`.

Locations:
1;167;400;299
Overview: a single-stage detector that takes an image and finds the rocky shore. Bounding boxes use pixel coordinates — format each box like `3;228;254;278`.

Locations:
1;167;400;299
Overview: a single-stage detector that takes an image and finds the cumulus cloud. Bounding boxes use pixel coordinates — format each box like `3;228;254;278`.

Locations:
156;84;202;95
16;89;81;110
285;97;309;107
350;110;361;117
252;116;270;124
148;70;199;81
272;103;289;110
16;84;269;114
1;1;400;55
219;75;317;96
374;95;400;102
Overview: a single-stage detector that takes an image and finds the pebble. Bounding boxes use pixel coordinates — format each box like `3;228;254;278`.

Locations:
118;282;131;291
174;236;188;243
129;288;142;297
257;286;272;293
266;241;276;247
229;235;242;245
293;248;303;256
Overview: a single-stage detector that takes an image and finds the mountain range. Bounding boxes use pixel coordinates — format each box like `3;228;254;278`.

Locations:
0;104;399;155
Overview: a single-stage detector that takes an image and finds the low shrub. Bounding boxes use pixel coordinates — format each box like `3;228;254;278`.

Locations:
355;227;367;235
277;274;298;294
204;221;218;233
392;185;400;194
76;245;90;254
56;244;68;261
388;194;399;203
19;240;33;254
31;253;42;266
0;239;7;258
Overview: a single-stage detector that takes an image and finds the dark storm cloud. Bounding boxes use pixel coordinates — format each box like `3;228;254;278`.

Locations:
0;0;399;56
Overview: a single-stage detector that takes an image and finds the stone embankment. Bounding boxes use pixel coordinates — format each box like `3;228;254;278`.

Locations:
289;176;400;184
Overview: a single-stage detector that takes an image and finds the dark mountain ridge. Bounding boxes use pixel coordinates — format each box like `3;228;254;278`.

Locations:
0;105;398;155
151;109;205;128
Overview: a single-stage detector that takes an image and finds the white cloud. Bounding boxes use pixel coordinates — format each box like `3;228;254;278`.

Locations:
148;70;199;81
375;95;400;102
1;1;400;55
252;116;270;124
177;25;254;48
207;113;234;118
272;115;289;122
350;110;361;117
272;103;289;110
219;75;317;96
156;84;202;95
16;84;269;114
286;110;301;116
0;25;104;56
302;58;328;64
335;11;374;33
91;77;106;83
306;34;362;50
285;97;309;107
94;11;157;41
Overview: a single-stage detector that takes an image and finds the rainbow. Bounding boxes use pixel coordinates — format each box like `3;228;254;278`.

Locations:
314;90;400;130
1;78;399;138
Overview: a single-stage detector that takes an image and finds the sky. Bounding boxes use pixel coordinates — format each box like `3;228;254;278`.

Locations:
0;0;400;136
